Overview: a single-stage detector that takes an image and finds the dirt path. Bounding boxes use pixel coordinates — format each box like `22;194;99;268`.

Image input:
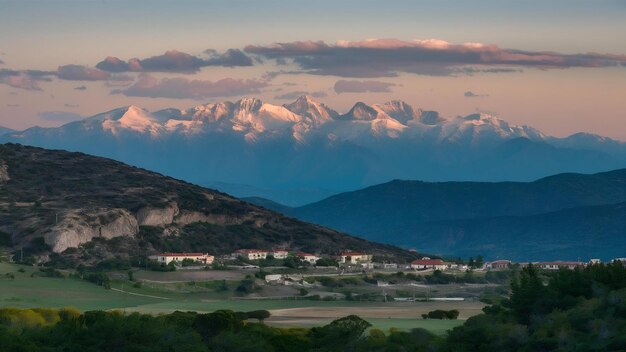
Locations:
269;301;485;320
110;288;170;300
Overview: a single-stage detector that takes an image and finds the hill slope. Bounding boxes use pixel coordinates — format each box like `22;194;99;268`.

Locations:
0;143;418;264
278;170;626;260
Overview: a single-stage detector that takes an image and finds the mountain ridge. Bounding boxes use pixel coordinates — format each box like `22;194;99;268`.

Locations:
2;96;625;204
247;168;626;260
0;143;419;265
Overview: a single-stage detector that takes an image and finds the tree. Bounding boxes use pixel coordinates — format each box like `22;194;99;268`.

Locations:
309;315;372;351
316;257;339;267
475;255;484;268
506;264;548;324
245;310;270;323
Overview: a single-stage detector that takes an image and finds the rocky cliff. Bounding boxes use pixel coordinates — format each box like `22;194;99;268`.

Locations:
0;143;417;264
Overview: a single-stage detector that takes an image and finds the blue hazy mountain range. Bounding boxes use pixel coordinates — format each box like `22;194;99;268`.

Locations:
2;96;625;205
246;169;626;261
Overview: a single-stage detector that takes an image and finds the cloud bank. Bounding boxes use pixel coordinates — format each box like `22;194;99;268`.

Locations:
245;39;626;77
96;49;253;74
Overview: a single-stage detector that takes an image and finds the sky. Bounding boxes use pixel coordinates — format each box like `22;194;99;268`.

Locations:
1;0;626;139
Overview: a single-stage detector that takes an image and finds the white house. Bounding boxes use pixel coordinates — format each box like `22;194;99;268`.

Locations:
485;260;512;270
296;252;319;265
338;251;373;264
269;250;289;259
234;249;268;260
534;261;585;270
410;257;447;270
154;253;214;265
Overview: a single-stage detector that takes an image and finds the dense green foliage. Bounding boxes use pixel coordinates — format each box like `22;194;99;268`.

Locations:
0;309;442;351
446;263;626;351
422;310;459;320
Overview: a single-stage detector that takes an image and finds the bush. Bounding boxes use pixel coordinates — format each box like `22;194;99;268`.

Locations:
245;310;270;322
236;276;259;295
181;258;197;267
422;309;459;320
84;272;111;289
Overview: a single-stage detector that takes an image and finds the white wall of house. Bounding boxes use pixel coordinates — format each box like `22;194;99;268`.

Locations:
270;251;288;259
157;254;213;265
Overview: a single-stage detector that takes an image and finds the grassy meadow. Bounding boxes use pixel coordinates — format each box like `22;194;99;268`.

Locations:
0;262;477;333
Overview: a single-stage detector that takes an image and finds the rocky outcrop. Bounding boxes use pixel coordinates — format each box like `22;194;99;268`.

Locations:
0;161;9;183
44;208;139;253
136;202;179;226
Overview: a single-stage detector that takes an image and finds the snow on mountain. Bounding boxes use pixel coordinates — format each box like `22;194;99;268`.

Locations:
2;96;623;203
284;95;339;125
374;100;419;124
100;105;165;137
11;97;548;145
433;113;545;145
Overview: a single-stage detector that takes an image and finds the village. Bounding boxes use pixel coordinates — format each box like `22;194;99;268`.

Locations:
150;249;626;272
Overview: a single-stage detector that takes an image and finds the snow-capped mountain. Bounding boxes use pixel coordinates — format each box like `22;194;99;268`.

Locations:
2;96;625;205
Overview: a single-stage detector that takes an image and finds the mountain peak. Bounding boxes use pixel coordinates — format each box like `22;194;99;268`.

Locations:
376;100;418;124
284;95;338;123
237;97;263;112
340;102;379;121
100;105;163;135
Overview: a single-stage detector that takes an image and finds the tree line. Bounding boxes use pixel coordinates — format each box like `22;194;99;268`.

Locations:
2;262;626;351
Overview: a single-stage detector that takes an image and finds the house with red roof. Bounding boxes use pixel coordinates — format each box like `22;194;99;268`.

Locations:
410;257;447;270
296;252;319;264
234;249;268;260
534;261;586;270
485;260;512;270
155;253;214;265
337;251;373;264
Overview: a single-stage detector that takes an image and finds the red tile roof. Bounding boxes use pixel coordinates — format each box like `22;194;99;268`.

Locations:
158;253;207;257
536;261;585;266
340;252;367;256
411;259;445;265
488;260;511;265
235;249;267;254
296;252;315;257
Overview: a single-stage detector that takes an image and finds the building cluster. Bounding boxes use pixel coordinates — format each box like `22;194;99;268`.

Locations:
409;257;468;271
152;253;215;265
150;249;379;267
483;258;626;271
232;249;374;266
150;250;626;271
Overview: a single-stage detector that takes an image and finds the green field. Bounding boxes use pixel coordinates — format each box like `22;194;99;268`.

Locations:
0;262;474;333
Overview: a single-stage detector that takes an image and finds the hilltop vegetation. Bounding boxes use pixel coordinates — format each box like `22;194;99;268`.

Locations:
0;143;418;265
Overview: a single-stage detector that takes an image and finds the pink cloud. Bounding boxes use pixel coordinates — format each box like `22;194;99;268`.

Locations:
96;49;253;74
245;38;626;77
57;65;111;81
